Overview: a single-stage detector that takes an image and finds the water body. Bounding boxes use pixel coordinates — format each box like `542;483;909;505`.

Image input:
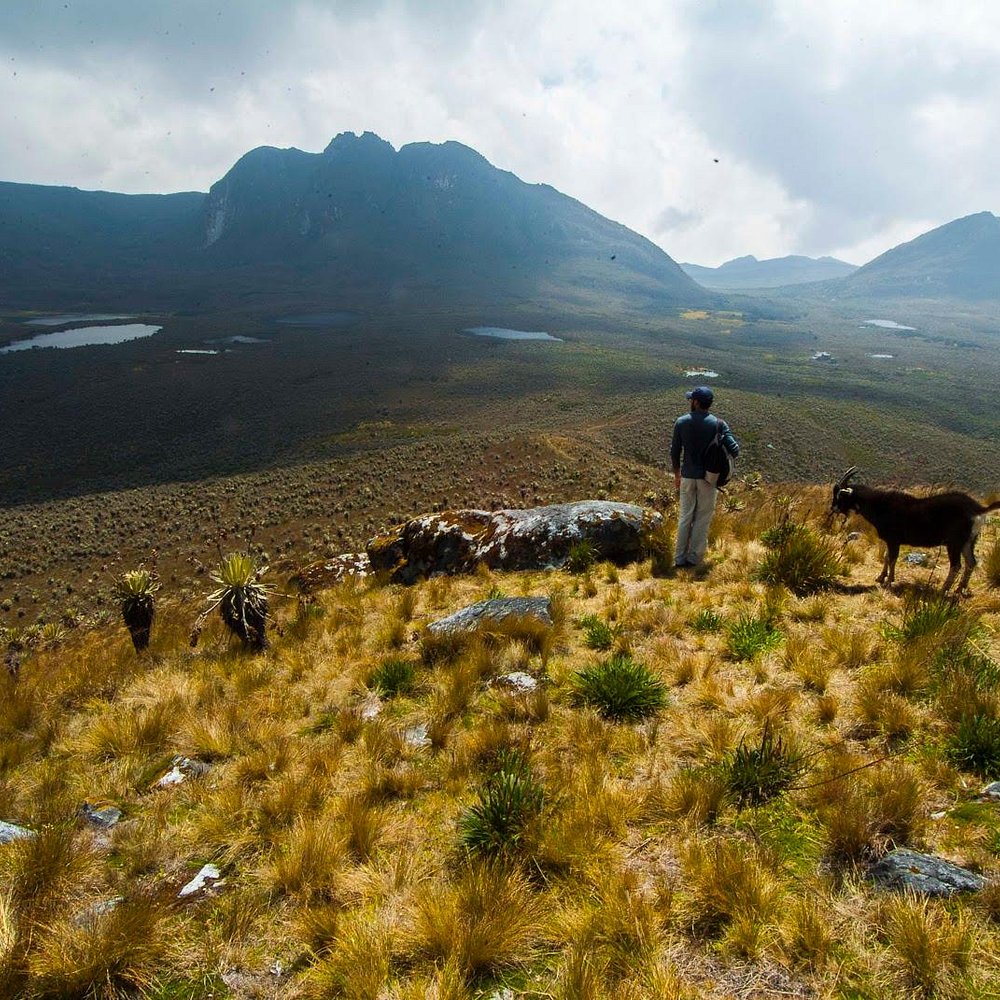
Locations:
863;319;916;331
276;312;359;328
869;353;895;359
176;349;219;355
1;323;162;354
25;313;136;327
464;326;562;341
684;369;720;378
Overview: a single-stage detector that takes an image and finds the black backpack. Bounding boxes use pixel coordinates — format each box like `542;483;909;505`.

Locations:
703;418;733;489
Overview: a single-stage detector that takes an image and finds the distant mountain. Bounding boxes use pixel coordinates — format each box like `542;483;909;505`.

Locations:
836;212;1000;300
680;254;857;289
0;131;708;312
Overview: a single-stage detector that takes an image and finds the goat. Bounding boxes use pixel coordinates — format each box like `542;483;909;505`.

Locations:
831;467;1000;592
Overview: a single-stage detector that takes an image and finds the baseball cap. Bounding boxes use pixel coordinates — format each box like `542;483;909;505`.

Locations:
685;386;714;405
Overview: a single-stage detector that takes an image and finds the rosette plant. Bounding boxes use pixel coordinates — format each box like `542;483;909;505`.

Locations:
115;568;159;653
201;552;272;651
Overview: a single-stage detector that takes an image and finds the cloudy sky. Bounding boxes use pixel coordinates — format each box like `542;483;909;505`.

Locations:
2;0;998;266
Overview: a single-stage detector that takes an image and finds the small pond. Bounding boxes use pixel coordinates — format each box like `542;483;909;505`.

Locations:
1;323;162;354
863;319;916;330
684;369;720;378
464;326;561;341
869;353;894;359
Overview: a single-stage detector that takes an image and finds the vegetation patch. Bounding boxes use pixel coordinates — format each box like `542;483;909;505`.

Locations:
571;653;667;721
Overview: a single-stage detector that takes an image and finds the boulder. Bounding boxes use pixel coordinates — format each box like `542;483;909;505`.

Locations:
368;500;662;584
427;597;552;636
0;819;34;844
869;849;986;896
290;552;371;594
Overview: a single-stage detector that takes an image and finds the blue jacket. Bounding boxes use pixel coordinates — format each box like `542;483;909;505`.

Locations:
671;410;739;479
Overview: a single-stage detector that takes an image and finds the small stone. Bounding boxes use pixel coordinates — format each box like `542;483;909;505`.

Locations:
980;782;1000;801
155;756;211;789
73;896;123;927
360;696;382;721
930;810;948;820
0;820;35;844
869;848;986;897
403;723;431;748
178;863;224;897
904;552;929;566
488;990;515;1000
80;802;123;829
496;671;538;692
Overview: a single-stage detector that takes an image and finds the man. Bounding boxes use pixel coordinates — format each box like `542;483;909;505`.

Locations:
670;385;739;568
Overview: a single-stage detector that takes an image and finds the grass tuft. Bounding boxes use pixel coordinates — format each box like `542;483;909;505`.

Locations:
571;653;667;721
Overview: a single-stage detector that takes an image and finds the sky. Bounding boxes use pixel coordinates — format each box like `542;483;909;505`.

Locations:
2;0;998;267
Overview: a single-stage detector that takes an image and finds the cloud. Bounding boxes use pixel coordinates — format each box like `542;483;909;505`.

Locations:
0;1;998;266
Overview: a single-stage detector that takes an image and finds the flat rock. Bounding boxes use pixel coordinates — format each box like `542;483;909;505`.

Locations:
980;782;1000;801
428;597;552;636
496;671;538;691
367;500;662;584
179;863;224;897
403;723;431;748
869;849;986;896
155;756;211;789
80;802;123;829
904;552;930;566
0;820;34;844
290;552;371;594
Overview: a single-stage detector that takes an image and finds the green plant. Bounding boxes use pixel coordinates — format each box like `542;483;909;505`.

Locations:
368;658;416;698
196;552;273;651
578;614;623;651
727;612;783;661
114;568;159;653
690;608;723;633
723;722;805;809
566;539;599;574
458;751;544;856
983;533;1000;588
571;653;667;721
946;712;1000;778
756;525;843;596
885;589;962;643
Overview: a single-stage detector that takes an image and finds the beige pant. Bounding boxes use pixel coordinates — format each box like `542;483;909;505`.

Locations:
675;477;718;565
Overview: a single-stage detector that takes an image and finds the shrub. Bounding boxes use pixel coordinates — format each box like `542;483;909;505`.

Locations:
368;658;415;698
946;712;1000;778
756;525;843;596
983;533;1000;588
195;551;272;651
690;608;723;633
566;539;599;574
727;612;782;661
578;614;623;651
458;751;544;856
114;568;159;653
885;589;963;643
723;723;805;809
572;654;667;721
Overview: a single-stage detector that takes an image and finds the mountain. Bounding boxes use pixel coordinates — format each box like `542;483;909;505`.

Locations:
0;131;708;312
837;211;1000;300
680;254;857;289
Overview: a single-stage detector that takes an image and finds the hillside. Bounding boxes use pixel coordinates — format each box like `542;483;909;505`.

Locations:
835;212;1000;300
0;132;708;312
3;484;1000;998
680;255;857;290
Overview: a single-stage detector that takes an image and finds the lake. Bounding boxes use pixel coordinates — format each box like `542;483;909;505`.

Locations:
0;324;162;354
863;319;916;331
464;326;561;341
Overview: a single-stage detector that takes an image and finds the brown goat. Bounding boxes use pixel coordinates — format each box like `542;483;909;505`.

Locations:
831;467;1000;592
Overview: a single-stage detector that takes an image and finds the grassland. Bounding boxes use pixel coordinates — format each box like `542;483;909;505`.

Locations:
3;483;1000;998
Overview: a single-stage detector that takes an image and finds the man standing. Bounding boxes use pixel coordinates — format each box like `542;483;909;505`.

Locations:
670;385;739;568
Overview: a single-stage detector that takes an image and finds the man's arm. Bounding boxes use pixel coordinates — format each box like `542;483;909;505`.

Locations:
670;420;683;490
720;421;740;458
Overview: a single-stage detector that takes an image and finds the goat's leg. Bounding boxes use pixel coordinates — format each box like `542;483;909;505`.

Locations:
957;538;978;593
943;541;963;592
878;543;899;587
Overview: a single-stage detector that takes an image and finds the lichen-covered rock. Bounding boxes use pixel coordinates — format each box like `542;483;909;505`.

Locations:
290;552;371;593
80;802;123;829
428;597;552;636
869;849;986;896
368;500;662;584
0;819;34;844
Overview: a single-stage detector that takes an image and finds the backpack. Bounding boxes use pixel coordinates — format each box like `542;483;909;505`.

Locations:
703;418;733;489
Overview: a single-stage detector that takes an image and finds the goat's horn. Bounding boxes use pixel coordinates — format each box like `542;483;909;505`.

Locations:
835;466;858;489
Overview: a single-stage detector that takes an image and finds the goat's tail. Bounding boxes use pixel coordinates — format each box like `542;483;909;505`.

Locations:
984;499;1000;514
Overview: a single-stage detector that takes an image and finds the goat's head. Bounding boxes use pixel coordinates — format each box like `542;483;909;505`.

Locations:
831;466;859;514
